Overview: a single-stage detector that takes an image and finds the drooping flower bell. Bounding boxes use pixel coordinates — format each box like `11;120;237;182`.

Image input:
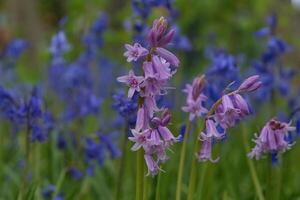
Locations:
197;119;225;163
248;118;295;160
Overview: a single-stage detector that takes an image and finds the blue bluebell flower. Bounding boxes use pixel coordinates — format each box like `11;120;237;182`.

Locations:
112;90;138;127
251;15;295;103
42;184;64;200
68;167;83;180
5;39;28;59
98;133;121;159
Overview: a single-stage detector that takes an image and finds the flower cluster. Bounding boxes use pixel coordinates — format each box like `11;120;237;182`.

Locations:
0;85;53;142
84;133;121;173
118;17;180;176
248;119;295;160
252;14;294;101
183;75;262;162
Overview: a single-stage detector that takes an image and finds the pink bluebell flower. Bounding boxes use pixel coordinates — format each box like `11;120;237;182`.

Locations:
200;119;225;140
129;128;150;151
231;94;251;118
248;119;295;160
197;135;219;163
182;76;208;121
147;17;175;47
124;43;148;62
215;95;242;129
119;17;180;176
155;47;180;67
197;119;224;163
144;154;159;176
117;70;144;98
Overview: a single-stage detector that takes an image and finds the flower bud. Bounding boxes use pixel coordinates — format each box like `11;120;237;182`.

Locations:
238;75;262;93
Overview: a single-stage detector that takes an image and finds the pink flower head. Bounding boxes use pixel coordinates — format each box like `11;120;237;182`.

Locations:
215;95;241;129
129;128;150;151
149;110;179;146
151;55;172;80
248;119;295;160
182;76;208;121
117;70;144;98
124;43;148;62
147;17;175;47
141;63;167;97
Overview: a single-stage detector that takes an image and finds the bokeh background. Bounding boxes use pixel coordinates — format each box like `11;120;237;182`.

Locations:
1;0;300;199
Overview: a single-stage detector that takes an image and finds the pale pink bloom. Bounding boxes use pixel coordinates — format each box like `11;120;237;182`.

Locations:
248;119;295;160
123;43;148;62
117;70;144;98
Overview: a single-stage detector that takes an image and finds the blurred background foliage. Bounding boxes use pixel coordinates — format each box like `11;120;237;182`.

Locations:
1;0;300;82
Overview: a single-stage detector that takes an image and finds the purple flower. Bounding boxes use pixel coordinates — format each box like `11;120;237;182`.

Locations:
200;119;225;140
155;47;180;67
117;70;144;98
124;43;148;62
6;39;28;59
147;17;175;47
248;119;295;160
120;17;180;176
215;95;241;129
182;76;208;121
144;154;159;176
49;31;70;57
141;73;166;97
151;55;172;80
238;75;262;93
231;94;251;118
197;135;219;163
129;128;150;151
135;105;149;131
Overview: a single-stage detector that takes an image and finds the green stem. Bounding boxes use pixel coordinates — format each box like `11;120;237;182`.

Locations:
175;121;191;200
115;125;129;200
197;163;207;198
242;124;265;200
155;171;161;200
143;171;148;200
52;168;66;200
266;157;281;200
136;149;144;200
187;120;204;200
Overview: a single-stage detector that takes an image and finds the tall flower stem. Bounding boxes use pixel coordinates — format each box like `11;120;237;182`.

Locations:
115;124;129;200
266;158;281;200
136;149;144;200
155;170;162;200
242;124;265;200
187;120;204;200
266;90;281;200
175;121;191;200
185;92;235;200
